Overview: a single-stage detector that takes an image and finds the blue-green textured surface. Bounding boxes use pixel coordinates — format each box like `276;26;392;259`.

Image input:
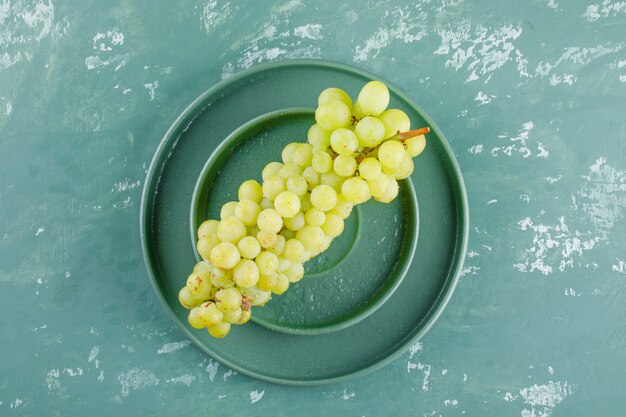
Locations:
1;0;625;415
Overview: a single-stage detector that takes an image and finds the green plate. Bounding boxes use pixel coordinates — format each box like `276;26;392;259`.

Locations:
140;59;468;385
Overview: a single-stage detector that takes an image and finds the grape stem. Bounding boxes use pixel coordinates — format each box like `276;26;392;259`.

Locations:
355;126;430;163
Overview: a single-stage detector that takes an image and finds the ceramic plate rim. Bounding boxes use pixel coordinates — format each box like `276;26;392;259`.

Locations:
140;58;469;386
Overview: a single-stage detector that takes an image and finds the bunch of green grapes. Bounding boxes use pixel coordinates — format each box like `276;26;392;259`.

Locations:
178;80;429;338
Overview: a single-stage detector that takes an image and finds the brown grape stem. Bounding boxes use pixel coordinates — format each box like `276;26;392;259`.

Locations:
354;126;430;163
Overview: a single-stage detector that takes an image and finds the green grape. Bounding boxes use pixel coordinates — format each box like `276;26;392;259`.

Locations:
322;213;344;237
352;101;366;119
307;124;331;149
238;180;263;203
318;87;353;108
292;143;314;167
187;307;206;329
310;184;338;211
330;128;358;156
302;167;320;189
274;191;301;218
262;174;286;201
285;262;305;283
320;171;344;191
378;140;406;169
237;236;261;259
356;80;389;116
342;176;371;204
238;309;251;324
215;287;242;312
210;242;241;269
286;176;308;196
329;194;353;219
280;228;296;240
256;230;277;248
358;157;382;181
207;322;231;338
220;201;238;219
247;225;261;237
210;267;235;288
257;273;278;292
197;219;219;239
259;197;273;210
233;259;260;288
404;135;426;157
267;234;286;255
262;161;283;180
367;174;391;199
299;193;313;212
284;238;309;263
186;270;213;300
296;226;325;251
277;257;291;272
273;274;289;294
315;100;351;130
257;208;283;233
193;260;211;273
279;162;303;179
391;153;414;179
305;208;326;226
234;200;261;226
178;287;200;309
241;286;272;306
355;116;385;147
217;215;247;243
197;301;224;327
319;235;333;253
379;109;410;139
222;308;243;324
197;234;220;260
255;251;279;275
283;212;306;231
375;176;399;203
333;154;357;177
312;151;333;173
281;142;300;164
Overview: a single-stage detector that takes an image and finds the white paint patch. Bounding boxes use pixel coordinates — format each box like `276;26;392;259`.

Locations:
167;374;194;386
443;399;459;407
0;0;66;71
223;369;236;381
97;370;104;381
354;6;427;62
535;44;624;83
85;29;128;71
10;399;22;409
546;0;559;9
157;340;190;354
487;199;498;205
46;369;61;390
63;367;83;376
5;102;12;116
491;122;548;159
475;91;496;105
409;341;423;358
293;24;322;40
88;346;100;368
143;81;159;101
35;226;45;236
434;22;524;83
202;0;232;33
520;381;571;416
407;362;431;391
503;392;518;402
118;369;159;397
577;157;626;235
544;175;563;184
613;259;626;274
342;388;356;400
250;390;265;404
549;73;577;86
514;216;600;275
112;178;141;192
583;0;626;21
206;359;219;381
468;144;484;154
